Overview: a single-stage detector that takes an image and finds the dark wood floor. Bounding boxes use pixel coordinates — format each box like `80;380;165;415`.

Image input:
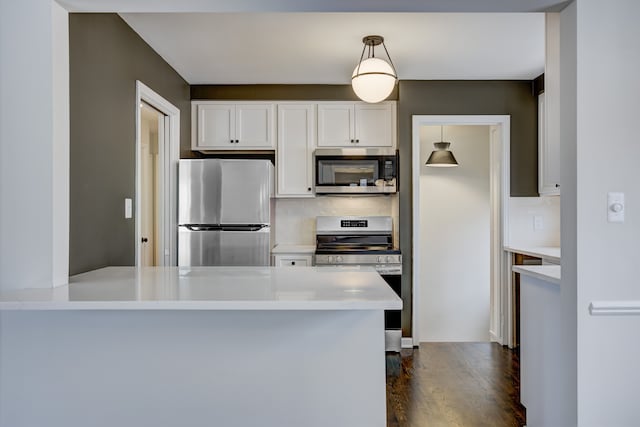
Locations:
386;343;526;427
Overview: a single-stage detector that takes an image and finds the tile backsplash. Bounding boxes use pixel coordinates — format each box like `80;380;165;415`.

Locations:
275;195;399;246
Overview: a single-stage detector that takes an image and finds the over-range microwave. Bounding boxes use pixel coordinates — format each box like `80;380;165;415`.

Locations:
314;148;398;194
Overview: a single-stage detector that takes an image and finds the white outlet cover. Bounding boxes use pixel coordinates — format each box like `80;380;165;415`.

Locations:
607;192;625;223
533;215;544;230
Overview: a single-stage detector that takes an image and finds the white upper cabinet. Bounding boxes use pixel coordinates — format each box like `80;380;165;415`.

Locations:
539;13;560;196
276;103;315;198
317;104;353;146
192;102;275;150
538;93;560;195
317;101;396;148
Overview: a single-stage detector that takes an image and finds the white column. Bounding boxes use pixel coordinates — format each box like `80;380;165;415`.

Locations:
0;0;69;291
571;0;640;425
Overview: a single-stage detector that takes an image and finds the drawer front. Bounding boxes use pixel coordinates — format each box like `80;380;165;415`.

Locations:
274;255;312;267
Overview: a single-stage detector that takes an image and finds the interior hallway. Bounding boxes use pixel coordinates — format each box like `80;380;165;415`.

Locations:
386;343;525;427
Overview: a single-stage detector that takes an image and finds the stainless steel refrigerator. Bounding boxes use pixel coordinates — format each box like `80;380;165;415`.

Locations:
178;159;274;266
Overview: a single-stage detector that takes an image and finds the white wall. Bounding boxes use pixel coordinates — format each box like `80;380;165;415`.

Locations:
418;125;491;342
508;196;560;247
0;0;69;291
572;1;640;425
275;195;398;246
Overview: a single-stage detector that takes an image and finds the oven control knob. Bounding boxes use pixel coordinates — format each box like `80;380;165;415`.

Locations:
336;256;343;263
377;255;383;263
385;256;392;263
328;256;335;263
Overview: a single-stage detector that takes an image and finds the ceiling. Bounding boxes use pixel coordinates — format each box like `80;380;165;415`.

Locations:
60;0;561;85
119;13;545;85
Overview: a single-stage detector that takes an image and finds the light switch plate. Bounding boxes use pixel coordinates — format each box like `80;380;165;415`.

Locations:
125;198;133;219
607;192;625;223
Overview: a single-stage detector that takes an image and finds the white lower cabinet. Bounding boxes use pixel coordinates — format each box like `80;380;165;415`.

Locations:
276;103;315;197
273;255;313;267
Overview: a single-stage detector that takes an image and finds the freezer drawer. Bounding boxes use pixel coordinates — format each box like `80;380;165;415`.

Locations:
178;227;271;266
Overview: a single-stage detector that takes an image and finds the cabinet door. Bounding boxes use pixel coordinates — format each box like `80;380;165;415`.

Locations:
539;13;561;196
317;103;354;147
236;104;274;148
197;104;236;148
354;103;394;147
538;93;560;195
277;104;315;197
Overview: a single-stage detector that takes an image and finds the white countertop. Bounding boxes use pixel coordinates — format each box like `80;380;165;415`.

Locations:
504;245;561;263
513;265;561;286
271;244;316;254
0;266;402;311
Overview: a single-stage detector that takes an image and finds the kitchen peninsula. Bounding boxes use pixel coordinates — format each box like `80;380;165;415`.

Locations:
0;266;401;427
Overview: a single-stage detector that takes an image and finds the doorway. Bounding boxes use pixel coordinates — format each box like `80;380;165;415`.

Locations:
139;102;164;266
135;81;180;267
412;115;511;346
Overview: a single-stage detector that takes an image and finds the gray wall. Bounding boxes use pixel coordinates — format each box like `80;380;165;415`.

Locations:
69;14;191;275
397;80;537;336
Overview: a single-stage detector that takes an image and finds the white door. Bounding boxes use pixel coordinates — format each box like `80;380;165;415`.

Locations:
236;104;274;147
355;103;393;147
198;104;235;148
317;103;354;147
277;104;315;197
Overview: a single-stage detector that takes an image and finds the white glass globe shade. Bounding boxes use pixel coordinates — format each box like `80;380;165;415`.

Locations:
352;57;397;103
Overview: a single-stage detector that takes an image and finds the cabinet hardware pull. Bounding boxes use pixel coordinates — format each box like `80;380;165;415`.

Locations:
292;261;296;266
141;237;148;243
350;139;354;143
355;139;359;143
307;187;311;191
555;184;560;188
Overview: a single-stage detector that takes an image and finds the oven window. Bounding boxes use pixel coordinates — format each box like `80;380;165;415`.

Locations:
317;159;379;186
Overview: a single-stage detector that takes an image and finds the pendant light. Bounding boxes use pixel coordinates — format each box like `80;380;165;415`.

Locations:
426;126;459;167
351;35;397;103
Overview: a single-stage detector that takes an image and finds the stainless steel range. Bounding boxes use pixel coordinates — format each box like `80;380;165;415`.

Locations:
315;216;402;352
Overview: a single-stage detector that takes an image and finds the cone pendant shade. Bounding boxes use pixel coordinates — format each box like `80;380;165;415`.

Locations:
426;127;459;167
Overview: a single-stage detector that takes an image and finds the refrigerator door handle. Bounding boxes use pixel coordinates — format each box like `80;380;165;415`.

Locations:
219;225;269;232
184;225;222;231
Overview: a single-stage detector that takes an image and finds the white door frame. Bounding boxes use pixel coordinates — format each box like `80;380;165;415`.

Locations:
135;81;180;267
411;115;511;347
